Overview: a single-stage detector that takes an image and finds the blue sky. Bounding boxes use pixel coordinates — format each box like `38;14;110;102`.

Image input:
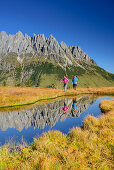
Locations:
0;0;114;73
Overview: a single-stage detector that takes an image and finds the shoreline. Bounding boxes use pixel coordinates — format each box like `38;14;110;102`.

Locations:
0;86;114;108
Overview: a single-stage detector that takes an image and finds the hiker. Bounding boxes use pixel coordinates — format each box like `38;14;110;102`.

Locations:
60;102;68;114
60;75;69;92
72;98;78;113
72;75;78;90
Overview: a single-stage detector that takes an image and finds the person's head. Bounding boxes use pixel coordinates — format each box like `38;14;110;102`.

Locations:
74;75;76;78
64;75;66;78
63;111;66;114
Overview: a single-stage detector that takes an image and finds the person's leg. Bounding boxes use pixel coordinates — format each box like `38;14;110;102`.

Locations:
64;84;66;92
73;84;75;90
64;84;67;92
73;84;76;90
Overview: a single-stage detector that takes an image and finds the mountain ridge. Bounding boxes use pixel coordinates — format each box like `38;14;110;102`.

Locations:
0;31;114;88
0;31;96;67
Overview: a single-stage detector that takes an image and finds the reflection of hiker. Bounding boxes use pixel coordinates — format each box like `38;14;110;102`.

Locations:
60;75;69;92
60;102;68;114
72;98;78;112
72;75;78;90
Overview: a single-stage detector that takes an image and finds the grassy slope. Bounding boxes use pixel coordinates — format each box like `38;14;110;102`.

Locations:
78;72;114;88
39;63;114;88
0;86;114;108
0;100;114;170
0;57;114;88
40;72;114;89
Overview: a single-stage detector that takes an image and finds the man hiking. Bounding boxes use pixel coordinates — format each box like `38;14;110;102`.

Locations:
60;75;69;92
72;75;78;90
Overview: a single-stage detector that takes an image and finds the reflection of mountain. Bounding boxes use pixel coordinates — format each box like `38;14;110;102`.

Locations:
0;96;96;131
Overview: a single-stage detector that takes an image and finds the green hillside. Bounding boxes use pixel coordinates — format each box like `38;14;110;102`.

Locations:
0;57;114;88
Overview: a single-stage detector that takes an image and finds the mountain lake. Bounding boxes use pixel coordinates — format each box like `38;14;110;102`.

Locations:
0;95;113;146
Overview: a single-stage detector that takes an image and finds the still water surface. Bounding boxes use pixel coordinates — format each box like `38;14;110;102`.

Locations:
0;95;113;145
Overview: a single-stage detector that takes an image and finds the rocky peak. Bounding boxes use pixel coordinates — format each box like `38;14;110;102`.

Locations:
25;33;31;40
0;31;96;65
77;46;81;51
46;34;60;53
60;41;67;51
0;31;8;36
37;34;45;41
0;31;8;40
49;34;55;39
15;31;23;37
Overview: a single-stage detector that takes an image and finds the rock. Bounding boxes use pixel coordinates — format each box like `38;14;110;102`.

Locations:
37;34;45;42
46;34;60;53
60;41;67;51
0;31;96;66
72;46;79;58
77;46;81;52
84;54;90;61
41;45;48;54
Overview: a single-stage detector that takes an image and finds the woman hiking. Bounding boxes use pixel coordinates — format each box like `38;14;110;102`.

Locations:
60;75;69;92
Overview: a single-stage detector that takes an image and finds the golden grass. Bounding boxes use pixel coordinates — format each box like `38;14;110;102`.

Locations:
0;87;64;108
0;99;114;169
0;86;114;108
99;99;114;113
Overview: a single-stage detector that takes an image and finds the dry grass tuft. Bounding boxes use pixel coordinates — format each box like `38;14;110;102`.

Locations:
99;99;114;113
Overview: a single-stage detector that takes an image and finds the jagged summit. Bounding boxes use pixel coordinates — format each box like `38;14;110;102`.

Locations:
0;31;114;88
0;31;96;65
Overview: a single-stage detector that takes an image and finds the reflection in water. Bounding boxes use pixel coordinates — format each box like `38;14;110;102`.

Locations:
60;102;69;114
72;98;78;116
0;96;96;132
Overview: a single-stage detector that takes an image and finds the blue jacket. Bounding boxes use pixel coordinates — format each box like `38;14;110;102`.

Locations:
72;77;78;84
72;102;78;110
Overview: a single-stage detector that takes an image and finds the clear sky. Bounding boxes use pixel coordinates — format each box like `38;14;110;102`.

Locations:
0;0;114;73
